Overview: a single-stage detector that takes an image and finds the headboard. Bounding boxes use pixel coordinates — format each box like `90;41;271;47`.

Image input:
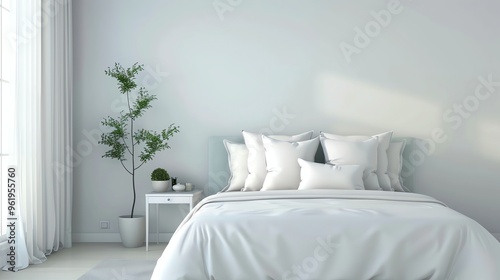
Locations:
205;136;416;196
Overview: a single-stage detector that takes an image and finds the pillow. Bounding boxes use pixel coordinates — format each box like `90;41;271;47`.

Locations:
297;159;364;190
320;136;381;190
261;136;319;191
387;140;407;192
221;140;248;192
242;130;314;191
320;131;393;191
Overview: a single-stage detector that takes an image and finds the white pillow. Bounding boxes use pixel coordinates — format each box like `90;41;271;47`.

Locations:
320;136;381;190
242;130;314;191
388;140;407;192
320;131;393;191
261;136;319;191
297;159;364;190
221;140;248;192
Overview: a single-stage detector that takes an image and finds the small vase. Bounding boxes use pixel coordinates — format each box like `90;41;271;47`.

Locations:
172;184;185;192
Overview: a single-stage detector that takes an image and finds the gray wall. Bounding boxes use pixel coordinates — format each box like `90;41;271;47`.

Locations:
72;0;500;241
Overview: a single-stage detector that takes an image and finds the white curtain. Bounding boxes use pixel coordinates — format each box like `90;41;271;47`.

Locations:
10;0;73;270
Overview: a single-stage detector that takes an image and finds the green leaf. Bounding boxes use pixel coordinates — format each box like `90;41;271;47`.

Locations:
99;62;180;218
98;116;129;161
135;124;180;163
104;62;144;94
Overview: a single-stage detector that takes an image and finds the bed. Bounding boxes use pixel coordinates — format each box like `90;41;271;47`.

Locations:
151;133;500;280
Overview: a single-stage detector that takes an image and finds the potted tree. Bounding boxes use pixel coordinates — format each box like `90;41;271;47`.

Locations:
151;168;171;192
99;62;180;248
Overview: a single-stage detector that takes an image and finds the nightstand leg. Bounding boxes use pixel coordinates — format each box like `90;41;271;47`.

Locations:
146;201;149;251
156;204;159;244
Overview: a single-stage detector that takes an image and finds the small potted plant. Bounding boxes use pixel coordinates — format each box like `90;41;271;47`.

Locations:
151;168;171;192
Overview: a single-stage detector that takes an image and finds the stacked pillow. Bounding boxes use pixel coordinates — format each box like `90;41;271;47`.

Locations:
387;140;407;192
222;130;407;192
222;131;314;191
222;140;248;192
260;136;319;191
297;159;364;190
320;131;393;191
319;136;380;190
242;130;314;191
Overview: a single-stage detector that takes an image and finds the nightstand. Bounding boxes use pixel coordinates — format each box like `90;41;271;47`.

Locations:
145;189;203;251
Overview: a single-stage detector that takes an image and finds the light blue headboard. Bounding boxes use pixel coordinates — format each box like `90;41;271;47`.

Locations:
206;136;242;195
206;136;416;196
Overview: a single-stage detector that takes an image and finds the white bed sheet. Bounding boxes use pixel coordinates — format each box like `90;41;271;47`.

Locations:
151;190;500;280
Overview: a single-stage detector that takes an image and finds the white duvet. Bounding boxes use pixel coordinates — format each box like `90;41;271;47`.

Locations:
151;190;500;280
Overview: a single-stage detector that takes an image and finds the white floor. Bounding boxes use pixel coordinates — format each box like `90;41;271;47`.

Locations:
1;242;165;280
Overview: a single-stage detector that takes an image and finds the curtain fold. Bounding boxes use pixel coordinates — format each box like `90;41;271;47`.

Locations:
15;0;45;268
6;0;73;270
41;0;73;254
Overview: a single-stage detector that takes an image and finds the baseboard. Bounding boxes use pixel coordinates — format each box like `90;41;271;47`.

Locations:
72;232;174;243
72;233;121;242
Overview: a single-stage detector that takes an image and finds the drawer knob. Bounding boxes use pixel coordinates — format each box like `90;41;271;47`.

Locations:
168;198;170;201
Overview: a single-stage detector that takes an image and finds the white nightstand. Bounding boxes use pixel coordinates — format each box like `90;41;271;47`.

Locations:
145;189;203;251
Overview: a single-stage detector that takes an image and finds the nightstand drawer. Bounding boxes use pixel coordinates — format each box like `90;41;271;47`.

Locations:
148;196;190;204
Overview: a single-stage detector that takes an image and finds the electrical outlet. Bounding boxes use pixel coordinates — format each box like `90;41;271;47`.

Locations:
100;221;110;230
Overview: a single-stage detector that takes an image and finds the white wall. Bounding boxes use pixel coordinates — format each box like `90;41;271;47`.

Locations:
72;0;500;241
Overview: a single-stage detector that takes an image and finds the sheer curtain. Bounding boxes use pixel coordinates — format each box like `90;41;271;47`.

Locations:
11;0;73;270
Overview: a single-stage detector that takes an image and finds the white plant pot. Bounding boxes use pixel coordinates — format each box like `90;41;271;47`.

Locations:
118;215;145;248
152;180;171;192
